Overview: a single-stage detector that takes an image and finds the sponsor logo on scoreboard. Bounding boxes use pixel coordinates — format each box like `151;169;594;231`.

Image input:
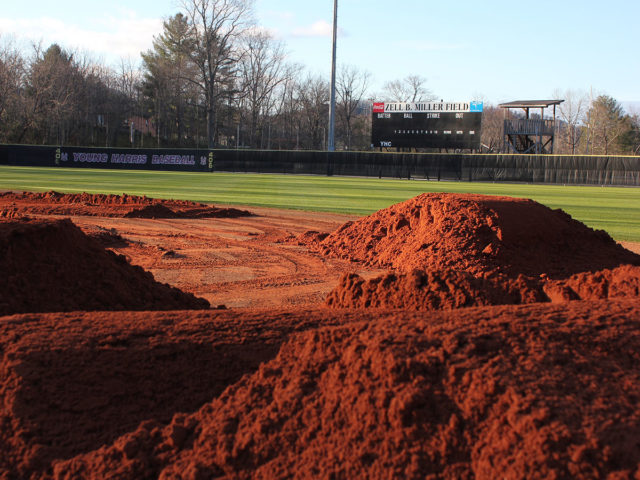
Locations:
470;101;483;112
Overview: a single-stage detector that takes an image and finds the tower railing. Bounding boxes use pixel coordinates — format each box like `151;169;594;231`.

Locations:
504;118;555;136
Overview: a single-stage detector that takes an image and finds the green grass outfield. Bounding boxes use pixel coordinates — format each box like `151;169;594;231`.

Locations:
1;165;639;242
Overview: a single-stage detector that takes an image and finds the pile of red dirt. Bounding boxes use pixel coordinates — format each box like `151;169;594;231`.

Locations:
0;191;253;218
123;203;193;219
0;309;360;479
85;226;130;248
544;264;640;302
38;300;640;479
327;265;640;310
0;218;209;315
326;269;547;310
123;203;251;219
300;193;640;279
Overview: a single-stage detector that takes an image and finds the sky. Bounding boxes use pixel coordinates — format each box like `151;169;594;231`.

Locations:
1;0;638;109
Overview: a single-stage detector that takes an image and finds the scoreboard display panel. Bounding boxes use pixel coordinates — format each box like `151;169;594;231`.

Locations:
371;101;483;150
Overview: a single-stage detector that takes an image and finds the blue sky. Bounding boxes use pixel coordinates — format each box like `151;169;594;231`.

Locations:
1;0;638;108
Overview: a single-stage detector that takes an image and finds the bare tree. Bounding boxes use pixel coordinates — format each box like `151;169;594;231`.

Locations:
180;0;254;147
269;62;303;149
115;59;144;145
336;64;370;150
552;88;588;154
0;36;26;143
76;62;111;145
297;74;329;149
238;30;288;148
1;38;148;147
382;74;435;103
479;104;504;152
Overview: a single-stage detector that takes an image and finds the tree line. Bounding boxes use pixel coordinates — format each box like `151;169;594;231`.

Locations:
1;0;638;155
479;91;640;155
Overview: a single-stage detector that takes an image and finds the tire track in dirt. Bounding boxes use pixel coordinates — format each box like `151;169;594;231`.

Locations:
70;212;381;308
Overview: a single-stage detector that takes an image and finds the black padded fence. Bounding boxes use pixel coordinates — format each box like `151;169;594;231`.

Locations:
463;154;640;185
212;150;463;181
1;144;639;186
0;145;214;172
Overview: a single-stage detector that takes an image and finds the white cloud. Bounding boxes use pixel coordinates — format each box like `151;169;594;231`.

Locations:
271;10;295;22
292;20;344;38
292;20;331;37
0;12;163;65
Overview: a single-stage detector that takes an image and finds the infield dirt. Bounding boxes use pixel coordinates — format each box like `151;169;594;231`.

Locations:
1;190;640;479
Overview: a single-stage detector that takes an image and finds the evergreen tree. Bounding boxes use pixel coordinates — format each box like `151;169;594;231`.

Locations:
587;95;630;155
141;13;201;147
23;44;80;144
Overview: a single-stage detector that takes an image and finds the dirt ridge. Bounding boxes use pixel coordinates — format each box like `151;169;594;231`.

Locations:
38;301;640;480
0;217;209;315
0;191;253;219
300;193;640;279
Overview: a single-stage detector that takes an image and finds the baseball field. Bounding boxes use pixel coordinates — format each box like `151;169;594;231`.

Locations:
1;164;640;478
2;165;640;241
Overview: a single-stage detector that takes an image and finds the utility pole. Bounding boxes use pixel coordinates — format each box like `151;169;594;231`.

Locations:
328;0;338;152
586;86;593;154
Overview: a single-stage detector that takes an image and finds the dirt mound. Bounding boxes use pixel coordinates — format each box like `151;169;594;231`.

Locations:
326;269;547;310
85;226;130;247
45;300;640;479
301;193;640;279
124;203;252;219
35;190;159;205
327;265;640;310
124;203;184;219
544;264;640;302
4;190;206;207
0;191;253;218
0;218;209;315
0;309;362;479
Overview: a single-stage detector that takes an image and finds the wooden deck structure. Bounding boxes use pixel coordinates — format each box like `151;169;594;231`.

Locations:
499;100;564;154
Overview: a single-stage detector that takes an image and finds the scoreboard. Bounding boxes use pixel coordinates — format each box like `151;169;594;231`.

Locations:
371;101;483;150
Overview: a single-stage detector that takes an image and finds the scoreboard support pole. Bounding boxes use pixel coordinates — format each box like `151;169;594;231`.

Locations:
328;0;338;152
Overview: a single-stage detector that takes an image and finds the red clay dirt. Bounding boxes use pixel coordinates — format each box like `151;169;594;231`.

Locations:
1;190;640;479
0;309;360;479
300;192;640;279
0;191;252;219
74;208;378;309
17;300;636;480
326;265;640;310
544;264;640;302
0;190;376;309
0;217;209;315
326;269;548;310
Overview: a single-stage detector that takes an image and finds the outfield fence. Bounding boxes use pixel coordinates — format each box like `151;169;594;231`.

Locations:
1;144;639;186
